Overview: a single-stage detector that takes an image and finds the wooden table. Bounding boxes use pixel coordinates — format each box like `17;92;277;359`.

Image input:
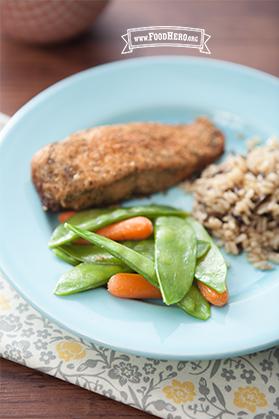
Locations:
0;1;278;418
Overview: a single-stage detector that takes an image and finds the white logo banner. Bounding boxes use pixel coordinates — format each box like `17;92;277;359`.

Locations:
122;26;211;55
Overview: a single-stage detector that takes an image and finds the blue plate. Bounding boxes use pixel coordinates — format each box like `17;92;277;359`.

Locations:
0;57;278;360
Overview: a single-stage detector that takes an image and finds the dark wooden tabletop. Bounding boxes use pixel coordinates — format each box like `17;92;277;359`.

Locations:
0;1;278;418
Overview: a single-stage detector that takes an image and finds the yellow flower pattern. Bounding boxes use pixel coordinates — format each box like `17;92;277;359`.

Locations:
0;294;11;311
234;386;267;413
163;379;196;404
56;340;86;361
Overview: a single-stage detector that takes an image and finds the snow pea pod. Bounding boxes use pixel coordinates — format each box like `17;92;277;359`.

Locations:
65;223;210;320
126;240;155;261
59;239;155;266
177;284;211;320
197;240;211;259
49;208;110;249
188;218;227;293
131;239;206;260
54;263;131;296
155;216;197;305
49;205;186;248
65;223;158;287
58;239;205;267
52;248;79;266
58;244;122;265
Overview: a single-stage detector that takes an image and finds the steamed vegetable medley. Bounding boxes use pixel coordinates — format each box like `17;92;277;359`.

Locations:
49;205;228;320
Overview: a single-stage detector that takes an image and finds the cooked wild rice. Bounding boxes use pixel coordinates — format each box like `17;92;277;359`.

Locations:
184;138;279;270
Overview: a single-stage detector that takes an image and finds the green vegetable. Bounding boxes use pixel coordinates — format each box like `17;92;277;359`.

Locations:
155;216;197;305
197;240;211;259
58;244;122;265
65;223;158;287
52;248;79;266
49;208;110;249
57;238;206;266
189;217;227;293
177;284;211;320
58;239;154;265
54;263;131;296
125;240;155;261
64;223;210;320
49;205;186;248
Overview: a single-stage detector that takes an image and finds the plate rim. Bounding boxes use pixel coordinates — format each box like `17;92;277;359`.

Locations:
1;54;278;143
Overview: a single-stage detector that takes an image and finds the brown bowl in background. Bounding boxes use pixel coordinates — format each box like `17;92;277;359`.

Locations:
0;0;109;45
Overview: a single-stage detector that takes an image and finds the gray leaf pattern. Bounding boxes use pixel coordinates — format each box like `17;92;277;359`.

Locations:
0;274;278;418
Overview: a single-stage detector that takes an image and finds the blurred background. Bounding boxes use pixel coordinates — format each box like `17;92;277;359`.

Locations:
0;0;278;116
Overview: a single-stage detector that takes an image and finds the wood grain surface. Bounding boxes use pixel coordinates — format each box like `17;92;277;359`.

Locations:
0;1;278;418
0;359;151;419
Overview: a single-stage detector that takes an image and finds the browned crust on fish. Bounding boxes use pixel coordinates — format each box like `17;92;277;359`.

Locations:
31;117;225;211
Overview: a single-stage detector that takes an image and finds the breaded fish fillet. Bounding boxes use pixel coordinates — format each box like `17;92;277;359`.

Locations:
31;117;224;211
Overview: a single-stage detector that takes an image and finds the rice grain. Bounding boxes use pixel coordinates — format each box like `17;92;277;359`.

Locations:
183;138;279;269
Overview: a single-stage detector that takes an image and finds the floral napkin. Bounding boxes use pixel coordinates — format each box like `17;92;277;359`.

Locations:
0;114;279;419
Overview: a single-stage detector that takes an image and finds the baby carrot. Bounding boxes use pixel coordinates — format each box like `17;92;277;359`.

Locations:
58;211;76;224
96;216;153;241
59;214;153;243
197;280;228;307
108;273;162;299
